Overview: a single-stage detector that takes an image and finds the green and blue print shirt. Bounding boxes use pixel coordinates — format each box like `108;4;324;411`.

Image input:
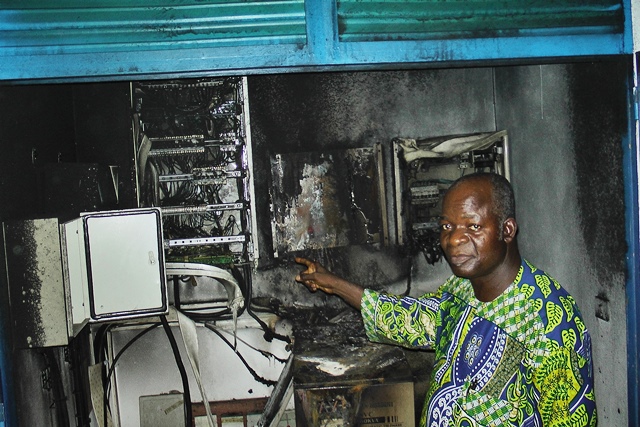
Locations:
361;259;597;427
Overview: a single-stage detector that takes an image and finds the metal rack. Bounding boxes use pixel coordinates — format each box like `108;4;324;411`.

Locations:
133;76;258;267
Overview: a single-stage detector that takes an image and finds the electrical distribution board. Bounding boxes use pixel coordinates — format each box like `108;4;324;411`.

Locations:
393;131;509;264
132;77;258;267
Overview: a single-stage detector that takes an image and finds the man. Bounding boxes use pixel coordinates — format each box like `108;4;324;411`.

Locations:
295;172;597;427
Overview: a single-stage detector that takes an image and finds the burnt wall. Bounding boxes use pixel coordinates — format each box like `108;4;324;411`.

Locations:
0;85;76;220
569;62;628;288
247;69;498;305
0;82;136;427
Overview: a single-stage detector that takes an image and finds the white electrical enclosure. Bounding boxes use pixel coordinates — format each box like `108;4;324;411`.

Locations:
62;208;167;327
85;209;166;320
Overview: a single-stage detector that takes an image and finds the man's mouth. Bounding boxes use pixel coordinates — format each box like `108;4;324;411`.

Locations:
448;254;473;266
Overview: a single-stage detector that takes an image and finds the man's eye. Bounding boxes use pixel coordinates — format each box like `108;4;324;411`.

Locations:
469;224;481;231
440;224;451;231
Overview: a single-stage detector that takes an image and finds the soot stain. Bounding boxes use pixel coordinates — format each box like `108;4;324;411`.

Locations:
567;60;628;289
6;221;44;347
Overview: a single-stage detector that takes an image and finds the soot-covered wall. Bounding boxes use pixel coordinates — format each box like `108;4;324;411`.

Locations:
248;69;498;303
247;61;630;425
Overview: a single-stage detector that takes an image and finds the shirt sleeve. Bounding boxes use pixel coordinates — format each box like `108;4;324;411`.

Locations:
360;288;441;349
533;345;598;426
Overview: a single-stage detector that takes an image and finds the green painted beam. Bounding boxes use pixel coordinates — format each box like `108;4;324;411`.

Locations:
0;0;307;53
337;0;623;41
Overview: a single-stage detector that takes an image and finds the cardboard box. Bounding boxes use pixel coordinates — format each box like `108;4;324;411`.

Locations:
358;382;414;426
294;381;414;427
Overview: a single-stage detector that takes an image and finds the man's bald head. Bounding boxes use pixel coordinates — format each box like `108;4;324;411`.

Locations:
446;172;515;227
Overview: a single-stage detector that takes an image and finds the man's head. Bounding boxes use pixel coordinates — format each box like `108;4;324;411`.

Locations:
439;172;520;299
446;172;516;234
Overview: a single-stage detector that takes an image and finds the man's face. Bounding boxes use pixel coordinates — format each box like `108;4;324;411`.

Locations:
439;179;508;282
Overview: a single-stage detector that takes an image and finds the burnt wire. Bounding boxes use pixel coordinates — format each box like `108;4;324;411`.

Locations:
173;272;246;322
178;304;236;321
104;323;160;390
203;323;288;363
94;266;289;424
94;323;113;366
176;298;239;321
203;323;277;387
173;264;290;340
99;319;193;427
233;264;291;345
223;215;238;235
403;256;413;297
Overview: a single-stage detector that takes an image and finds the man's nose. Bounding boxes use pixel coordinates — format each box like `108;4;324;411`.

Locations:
448;227;469;245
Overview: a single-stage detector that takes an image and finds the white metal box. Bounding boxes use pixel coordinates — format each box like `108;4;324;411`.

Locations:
62;208;167;331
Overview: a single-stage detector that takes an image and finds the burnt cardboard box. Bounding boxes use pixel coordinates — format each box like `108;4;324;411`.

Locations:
358;382;414;426
293;329;416;427
290;308;419;427
294;381;415;427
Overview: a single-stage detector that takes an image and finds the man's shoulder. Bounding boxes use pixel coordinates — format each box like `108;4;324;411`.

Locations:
518;259;575;306
516;259;591;356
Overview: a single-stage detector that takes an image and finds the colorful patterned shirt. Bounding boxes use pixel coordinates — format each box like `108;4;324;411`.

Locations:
361;259;597;427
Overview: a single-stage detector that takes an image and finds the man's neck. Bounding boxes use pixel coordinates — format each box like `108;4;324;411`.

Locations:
471;253;521;302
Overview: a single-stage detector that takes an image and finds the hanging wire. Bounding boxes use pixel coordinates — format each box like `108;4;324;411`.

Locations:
102;323;161;427
160;316;193;427
202;323;277;387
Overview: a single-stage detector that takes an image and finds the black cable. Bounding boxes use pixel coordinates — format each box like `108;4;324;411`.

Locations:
93;323;115;427
173;275;182;312
234;264;290;344
93;323;113;364
105;323;160;392
68;332;92;427
203;323;277;387
403;256;413;297
103;322;161;427
160;315;193;427
206;323;288;364
173;271;247;322
180;307;233;322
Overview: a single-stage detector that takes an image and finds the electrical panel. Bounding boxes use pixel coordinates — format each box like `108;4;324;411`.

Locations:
269;146;387;257
132;77;258;267
393;131;509;264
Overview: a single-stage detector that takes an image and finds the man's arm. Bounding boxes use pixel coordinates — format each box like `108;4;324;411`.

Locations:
295;257;364;309
295;257;440;348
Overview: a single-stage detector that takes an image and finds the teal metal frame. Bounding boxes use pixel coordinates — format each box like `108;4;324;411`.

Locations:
0;0;633;82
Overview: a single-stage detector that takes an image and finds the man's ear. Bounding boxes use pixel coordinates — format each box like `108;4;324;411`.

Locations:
502;218;518;243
